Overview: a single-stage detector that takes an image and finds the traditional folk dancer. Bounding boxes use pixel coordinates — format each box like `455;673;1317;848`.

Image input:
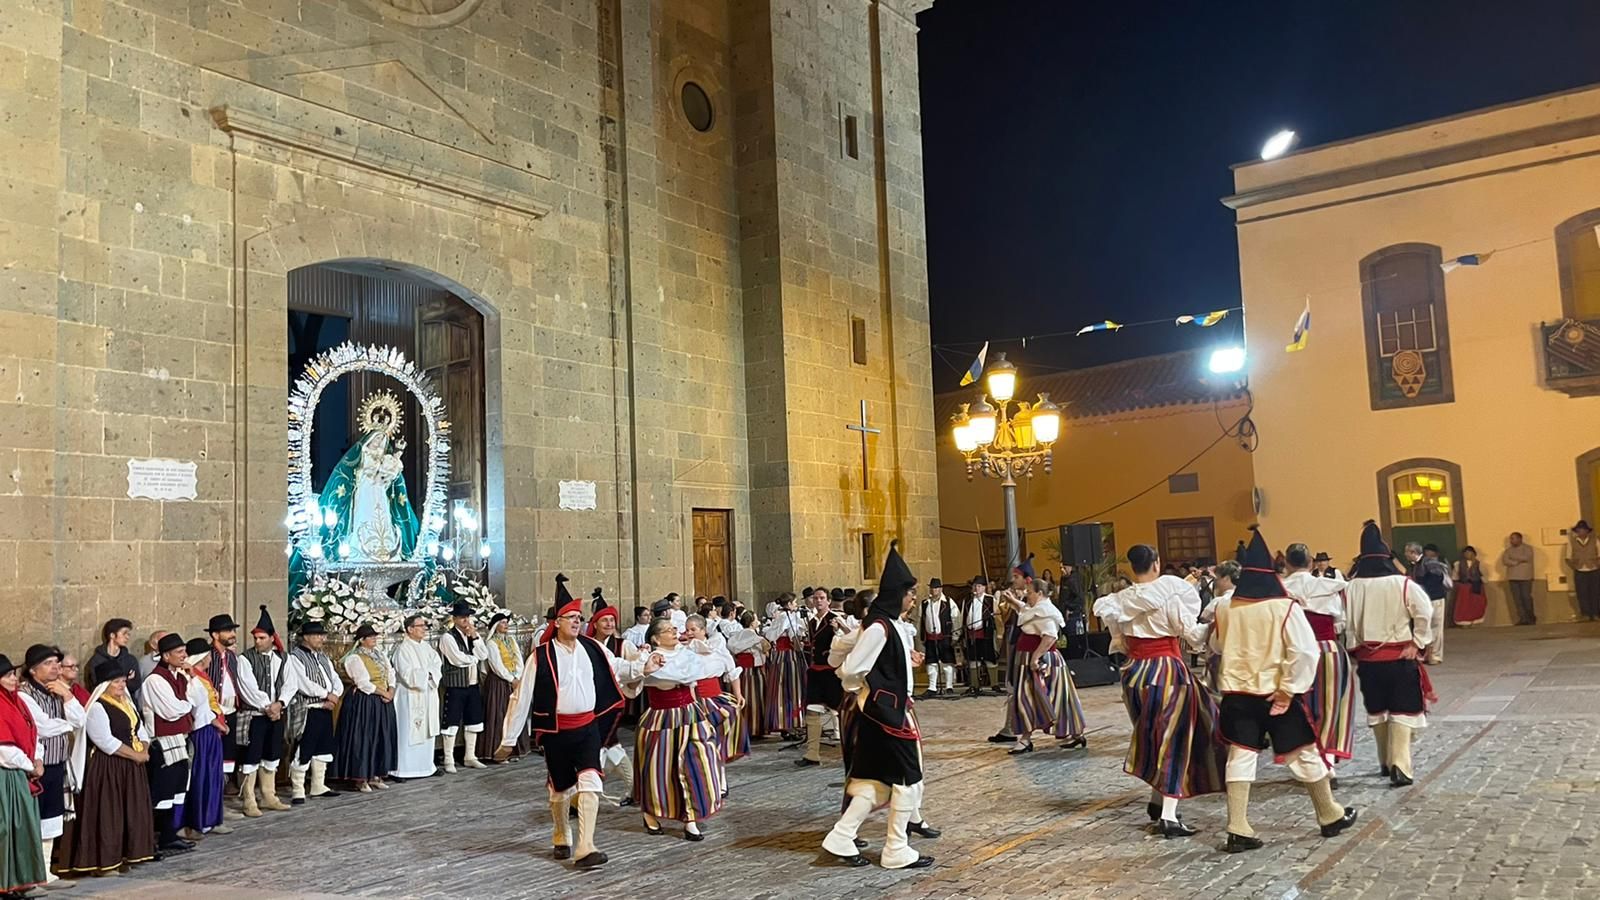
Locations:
1345;521;1435;787
683;615;746;778
823;543;937;870
919;579;961;699
500;586;657;868
1198;560;1240;693
0;654;49;897
1282;543;1357;784
1212;529;1357;853
634;618;726;840
589;605;643;805
391;613;443;780
964;576;998;697
331;625;398;792
203;613;245;797
285;621;344;804
796;595;844;768
19;645;84;891
1004;578;1088;755
178;638;231;840
726;612;770;742
55;660;157;876
237;607;294;814
1096;544;1227;837
140;634;198;854
438;600;491;773
997;557;1035;696
763;593;807;738
479;612;532;762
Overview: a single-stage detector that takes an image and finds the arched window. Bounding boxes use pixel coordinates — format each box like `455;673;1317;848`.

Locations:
1376;458;1467;562
1360;243;1455;410
1555;209;1600;322
1389;468;1454;526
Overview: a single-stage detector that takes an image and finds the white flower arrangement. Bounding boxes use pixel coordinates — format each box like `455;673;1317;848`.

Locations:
292;575;404;637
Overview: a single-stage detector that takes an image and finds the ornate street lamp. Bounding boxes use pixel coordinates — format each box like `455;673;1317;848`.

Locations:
949;352;1063;573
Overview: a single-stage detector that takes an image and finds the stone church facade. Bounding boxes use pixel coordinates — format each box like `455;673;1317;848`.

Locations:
0;0;940;647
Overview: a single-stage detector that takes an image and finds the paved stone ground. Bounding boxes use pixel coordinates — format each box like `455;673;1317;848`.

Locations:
74;624;1600;899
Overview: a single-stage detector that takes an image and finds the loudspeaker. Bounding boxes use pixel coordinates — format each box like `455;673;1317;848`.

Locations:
1067;655;1119;687
1062;523;1105;568
1063;629;1110;660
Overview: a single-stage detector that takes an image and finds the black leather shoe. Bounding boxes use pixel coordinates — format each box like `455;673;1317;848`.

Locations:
1059;736;1088;751
1146;802;1161;822
1377;765;1392;778
1223;832;1264;853
159;839;195;853
1007;742;1034;756
574;851;608;869
643;821;664;836
1389;769;1413;787
1157;818;1198;838
618;797;635;808
1320;807;1358;838
291;797;306;806
963;687;979;697
552;845;572;860
907;821;941;839
919;691;938;700
987;732;1015;744
905;855;935;869
831;853;869;867
854;838;868;849
683;829;705;842
794;757;820;768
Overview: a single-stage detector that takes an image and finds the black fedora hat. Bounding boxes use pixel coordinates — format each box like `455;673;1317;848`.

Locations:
207;613;239;633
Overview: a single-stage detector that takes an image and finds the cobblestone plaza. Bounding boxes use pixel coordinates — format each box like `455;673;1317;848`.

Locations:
73;625;1600;899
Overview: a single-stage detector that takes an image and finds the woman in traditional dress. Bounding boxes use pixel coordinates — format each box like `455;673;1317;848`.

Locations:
0;654;48;896
1095;544;1227;838
1452;546;1487;626
761;593;807;737
1197;561;1240;694
1003;579;1088;755
725;611;769;742
332;625;399;792
634;618;724;840
178;638;230;839
55;661;158;876
478;613;533;762
682;615;746;768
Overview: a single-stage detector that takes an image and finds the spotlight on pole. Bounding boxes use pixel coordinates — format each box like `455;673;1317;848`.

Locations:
1260;129;1297;160
1208;346;1247;375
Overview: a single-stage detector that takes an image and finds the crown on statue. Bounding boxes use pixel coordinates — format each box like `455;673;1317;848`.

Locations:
358;390;404;436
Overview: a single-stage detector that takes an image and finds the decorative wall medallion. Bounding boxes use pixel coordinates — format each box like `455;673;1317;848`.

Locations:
359;0;484;28
1391;349;1426;399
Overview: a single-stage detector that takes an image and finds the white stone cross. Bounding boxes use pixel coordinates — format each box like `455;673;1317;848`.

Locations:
845;399;881;490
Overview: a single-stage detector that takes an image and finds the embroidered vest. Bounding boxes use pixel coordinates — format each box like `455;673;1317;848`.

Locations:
21;681;67;765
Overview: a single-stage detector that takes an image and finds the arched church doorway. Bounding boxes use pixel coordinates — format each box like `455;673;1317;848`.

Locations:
286;261;489;552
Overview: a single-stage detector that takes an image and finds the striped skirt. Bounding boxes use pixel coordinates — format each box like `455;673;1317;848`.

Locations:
1307;640;1357;760
698;694;748;763
633;704;725;823
1120;656;1227;799
764;649;806;734
1007;649;1087;739
738;666;768;740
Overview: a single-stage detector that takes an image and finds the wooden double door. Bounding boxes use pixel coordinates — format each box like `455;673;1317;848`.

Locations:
692;509;734;601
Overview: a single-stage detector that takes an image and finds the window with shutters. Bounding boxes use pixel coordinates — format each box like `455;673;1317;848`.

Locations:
1360;243;1455;410
1157;517;1216;568
1556;209;1600;322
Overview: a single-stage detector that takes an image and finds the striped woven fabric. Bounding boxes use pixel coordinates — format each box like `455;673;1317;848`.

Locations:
1120;656;1227;798
1006;649;1086;739
699;693;748;763
1306;640;1357;760
633;704;725;823
738;666;767;740
763;648;806;734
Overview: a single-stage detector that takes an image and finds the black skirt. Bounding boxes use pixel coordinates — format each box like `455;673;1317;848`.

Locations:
330;690;398;781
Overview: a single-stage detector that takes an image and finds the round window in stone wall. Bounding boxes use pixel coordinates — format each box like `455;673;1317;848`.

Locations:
681;82;715;133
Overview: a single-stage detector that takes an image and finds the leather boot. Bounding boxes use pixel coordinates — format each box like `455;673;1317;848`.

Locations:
240;771;262;818
308;759;339;798
259;769;292;811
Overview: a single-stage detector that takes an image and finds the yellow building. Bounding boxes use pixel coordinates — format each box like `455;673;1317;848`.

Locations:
1228;84;1600;625
935;350;1257;584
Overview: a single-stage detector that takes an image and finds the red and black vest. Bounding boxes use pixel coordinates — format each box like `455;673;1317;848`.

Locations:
148;663;192;737
861;618;914;736
526;636;623;735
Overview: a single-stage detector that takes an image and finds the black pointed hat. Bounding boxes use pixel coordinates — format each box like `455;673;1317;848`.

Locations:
1013;553;1036;580
1233;527;1289;600
251;605;275;636
869;540;917;623
554;573;574;608
1353;520;1402;578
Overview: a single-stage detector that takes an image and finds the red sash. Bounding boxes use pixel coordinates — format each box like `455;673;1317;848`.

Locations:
1124;636;1181;660
1350;640;1414;662
967;629;987;640
646;686;694;710
1303;611;1338;642
555;712;595;730
734;653;755;669
1015;634;1044;653
694;677;722;699
775;637;794;652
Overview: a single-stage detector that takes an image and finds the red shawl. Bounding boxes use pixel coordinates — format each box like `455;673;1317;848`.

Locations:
0;687;38;757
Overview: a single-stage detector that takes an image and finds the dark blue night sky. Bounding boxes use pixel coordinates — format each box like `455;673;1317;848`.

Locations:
918;0;1600;390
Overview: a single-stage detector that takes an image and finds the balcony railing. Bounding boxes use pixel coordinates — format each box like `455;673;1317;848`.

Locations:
1542;318;1600;397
